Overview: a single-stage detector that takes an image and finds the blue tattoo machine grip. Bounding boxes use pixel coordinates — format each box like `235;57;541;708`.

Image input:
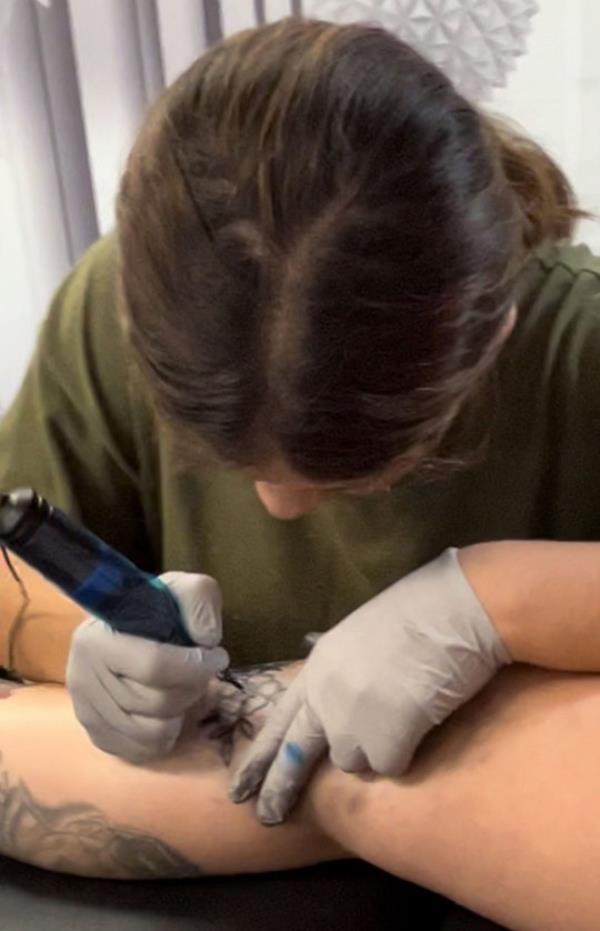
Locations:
0;488;195;646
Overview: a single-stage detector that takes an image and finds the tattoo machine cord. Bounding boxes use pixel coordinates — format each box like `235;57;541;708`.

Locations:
0;546;29;682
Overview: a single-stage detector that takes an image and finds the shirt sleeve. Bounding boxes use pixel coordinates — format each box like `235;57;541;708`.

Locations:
520;252;600;540
0;233;156;571
551;270;600;538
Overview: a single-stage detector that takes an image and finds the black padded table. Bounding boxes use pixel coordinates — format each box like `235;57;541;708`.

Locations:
0;855;507;930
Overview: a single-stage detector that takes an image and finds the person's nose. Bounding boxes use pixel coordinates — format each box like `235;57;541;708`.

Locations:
254;482;327;520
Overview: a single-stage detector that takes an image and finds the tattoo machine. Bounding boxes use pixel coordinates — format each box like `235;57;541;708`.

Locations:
0;488;242;689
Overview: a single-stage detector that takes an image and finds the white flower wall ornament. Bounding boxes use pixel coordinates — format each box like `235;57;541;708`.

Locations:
1;1;538;103
304;0;540;100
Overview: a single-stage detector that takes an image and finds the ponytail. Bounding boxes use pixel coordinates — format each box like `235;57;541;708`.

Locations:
483;113;591;250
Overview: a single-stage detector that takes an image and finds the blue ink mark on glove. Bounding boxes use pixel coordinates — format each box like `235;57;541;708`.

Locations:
284;741;305;766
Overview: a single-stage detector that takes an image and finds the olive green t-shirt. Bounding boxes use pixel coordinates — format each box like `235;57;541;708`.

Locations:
2;233;600;664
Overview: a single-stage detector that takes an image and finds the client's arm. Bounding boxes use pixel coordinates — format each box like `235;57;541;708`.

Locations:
0;557;340;877
3;662;600;930
4;558;600;928
0;662;343;880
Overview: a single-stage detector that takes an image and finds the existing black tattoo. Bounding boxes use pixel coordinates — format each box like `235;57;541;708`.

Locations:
200;662;287;766
0;753;201;879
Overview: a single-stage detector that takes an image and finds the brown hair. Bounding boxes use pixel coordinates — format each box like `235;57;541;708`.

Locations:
117;17;586;482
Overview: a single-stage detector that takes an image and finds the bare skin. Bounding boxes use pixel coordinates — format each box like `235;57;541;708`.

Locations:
3;557;600;929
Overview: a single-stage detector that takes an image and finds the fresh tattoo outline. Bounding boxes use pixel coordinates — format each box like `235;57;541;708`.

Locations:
0;662;291;877
200;662;287;765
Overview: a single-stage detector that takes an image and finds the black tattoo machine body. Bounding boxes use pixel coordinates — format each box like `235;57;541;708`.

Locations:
0;488;241;687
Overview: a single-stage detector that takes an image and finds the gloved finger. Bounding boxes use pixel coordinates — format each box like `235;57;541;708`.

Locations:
67;633;182;758
329;739;369;773
70;672;183;763
77;702;181;764
96;665;204;718
161;571;223;647
255;703;327;825
365;721;427;775
82;622;228;688
229;678;305;803
89;666;183;756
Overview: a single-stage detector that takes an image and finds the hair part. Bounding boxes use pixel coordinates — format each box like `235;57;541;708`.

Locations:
117;17;588;483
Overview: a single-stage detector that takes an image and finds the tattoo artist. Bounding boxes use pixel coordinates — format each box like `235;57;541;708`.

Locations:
2;19;600;828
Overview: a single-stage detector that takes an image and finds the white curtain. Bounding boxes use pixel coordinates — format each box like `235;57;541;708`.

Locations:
1;0;599;409
0;0;301;408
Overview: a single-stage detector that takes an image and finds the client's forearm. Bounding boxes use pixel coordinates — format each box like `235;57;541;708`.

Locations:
309;664;600;931
0;661;342;879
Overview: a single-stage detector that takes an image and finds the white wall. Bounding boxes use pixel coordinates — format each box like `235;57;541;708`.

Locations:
1;0;599;412
490;0;600;248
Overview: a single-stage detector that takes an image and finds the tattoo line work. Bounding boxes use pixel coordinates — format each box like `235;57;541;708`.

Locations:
0;661;290;876
0;752;201;879
200;662;287;765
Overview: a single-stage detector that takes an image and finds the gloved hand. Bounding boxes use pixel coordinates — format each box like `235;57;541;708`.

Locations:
66;570;229;763
229;548;512;824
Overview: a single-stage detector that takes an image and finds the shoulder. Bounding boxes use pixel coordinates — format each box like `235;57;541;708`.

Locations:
529;240;600;279
494;239;600;446
514;240;600;326
43;230;121;356
39;230;152;465
508;240;600;373
502;242;600;537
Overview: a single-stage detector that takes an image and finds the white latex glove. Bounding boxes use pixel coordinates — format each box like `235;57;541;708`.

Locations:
229;548;511;824
66;571;229;763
